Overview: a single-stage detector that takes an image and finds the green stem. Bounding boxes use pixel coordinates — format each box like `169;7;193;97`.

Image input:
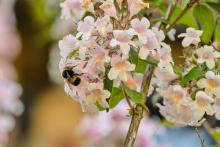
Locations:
164;0;199;33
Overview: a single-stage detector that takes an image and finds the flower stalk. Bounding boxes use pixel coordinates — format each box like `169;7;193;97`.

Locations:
124;65;154;147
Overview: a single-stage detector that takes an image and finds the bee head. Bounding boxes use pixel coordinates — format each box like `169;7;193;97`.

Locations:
62;68;75;79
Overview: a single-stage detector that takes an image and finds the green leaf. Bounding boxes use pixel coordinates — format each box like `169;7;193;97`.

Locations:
129;48;158;73
169;7;198;28
96;102;106;111
180;67;205;86
173;65;182;77
109;87;125;109
123;85;144;104
144;58;159;66
215;22;220;41
129;48;138;65
193;4;215;44
104;77;113;92
181;0;190;9
135;59;148;73
206;2;220;13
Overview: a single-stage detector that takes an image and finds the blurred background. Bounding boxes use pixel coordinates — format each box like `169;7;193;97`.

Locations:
0;0;217;147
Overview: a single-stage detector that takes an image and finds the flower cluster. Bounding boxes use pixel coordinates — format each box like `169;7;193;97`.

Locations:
59;0;175;113
156;28;220;126
78;101;167;147
58;0;220;128
0;0;24;146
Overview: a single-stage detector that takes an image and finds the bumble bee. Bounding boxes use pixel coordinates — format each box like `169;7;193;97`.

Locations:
62;67;81;86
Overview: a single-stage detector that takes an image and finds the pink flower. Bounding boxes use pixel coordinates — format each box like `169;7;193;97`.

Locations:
195;45;220;69
110;30;133;58
197;71;220;97
76;16;96;40
108;55;135;87
84;82;111;109
99;0;117;19
194;91;214;117
128;18;150;44
152;27;165;42
91;47;110;72
59;34;79;58
153;67;178;89
60;0;94;20
138;30;160;59
127;0;149;18
157;43;174;72
95;15;113;37
158;85;189;105
178;27;202;47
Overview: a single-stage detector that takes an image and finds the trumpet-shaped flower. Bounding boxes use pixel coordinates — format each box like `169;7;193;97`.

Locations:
110;30;133;58
84;82;110;108
195;45;220;69
158;85;189;105
151;27;165;43
99;0;117;19
108;55;135;87
59;34;79;58
95;15;113;37
127;0;149;18
153;67;178;89
91;47;110;72
194;91;214;117
157;103;198;126
128;18;150;44
138;30;160;59
197;71;220;97
76;16;96;40
60;0;94;20
178;27;202;47
157;43;174;72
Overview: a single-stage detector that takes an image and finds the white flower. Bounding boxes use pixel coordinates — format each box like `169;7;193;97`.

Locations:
197;71;220;97
95;15;113;37
193;91;214;118
127;0;149;18
153;67;177;89
108;55;135;87
178;27;202;47
151;27;165;43
157;88;207;126
195;45;220;69
110;30;133;58
158;85;189;105
76;16;96;40
157;43;174;72
91;47;110;72
59;34;79;58
84;82;111;109
157;103;200;126
167;29;176;41
99;0;117;19
128;18;150;44
138;30;160;59
60;0;94;20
